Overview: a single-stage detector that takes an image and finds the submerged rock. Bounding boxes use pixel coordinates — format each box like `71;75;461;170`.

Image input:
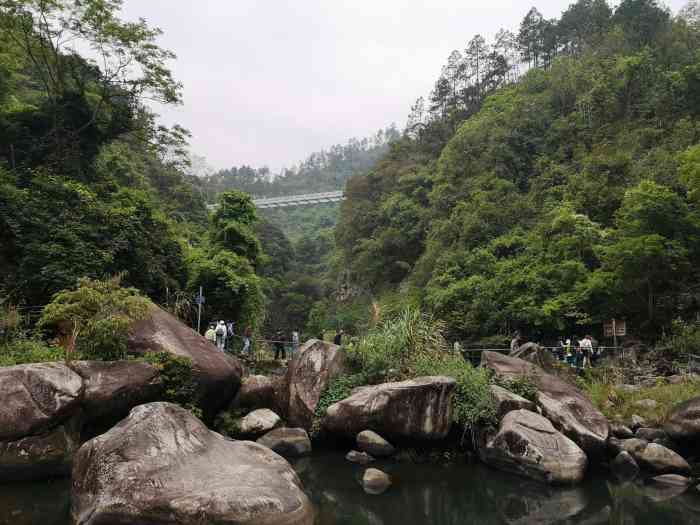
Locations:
71;402;313;525
285;339;345;429
361;468;392;495
127;305;244;420
481;352;609;456
357;430;395;457
346;450;374;464
323;376;455;440
257;427;312;458
238;408;282;437
480;409;587;485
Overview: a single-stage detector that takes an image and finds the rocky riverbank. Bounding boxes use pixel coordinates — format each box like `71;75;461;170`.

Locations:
3;316;700;523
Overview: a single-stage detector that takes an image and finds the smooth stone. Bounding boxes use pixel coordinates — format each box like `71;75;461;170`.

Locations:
71;402;313;525
357;430;395;457
636;443;691;475
362;468;392;495
611;423;634;439
611;451;639;481
620;438;649;456
665;396;700;443
257;427;312;458
284;339;345;430
480;409;587;485
346;450;375;465
238;408;282;437
630;415;646;431
481;352;609;456
324;376;456;440
635;427;667;441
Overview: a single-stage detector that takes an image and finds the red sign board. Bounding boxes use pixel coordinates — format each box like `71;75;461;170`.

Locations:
603;319;626;337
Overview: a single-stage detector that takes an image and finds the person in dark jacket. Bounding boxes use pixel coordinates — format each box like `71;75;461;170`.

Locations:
333;328;344;346
274;330;286;360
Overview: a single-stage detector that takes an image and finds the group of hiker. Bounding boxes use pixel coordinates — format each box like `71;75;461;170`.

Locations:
204;321;252;354
203;323;345;361
510;332;601;370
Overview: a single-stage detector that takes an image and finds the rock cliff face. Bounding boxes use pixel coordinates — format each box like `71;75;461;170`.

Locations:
71;402;314;525
127;305;244;420
323;376;456;440
481;352;609;456
480;409;588;485
284;339;345;429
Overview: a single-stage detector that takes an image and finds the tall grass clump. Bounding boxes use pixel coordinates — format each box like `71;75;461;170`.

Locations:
344;307;497;431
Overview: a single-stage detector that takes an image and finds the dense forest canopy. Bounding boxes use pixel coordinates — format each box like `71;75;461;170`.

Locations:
336;0;700;342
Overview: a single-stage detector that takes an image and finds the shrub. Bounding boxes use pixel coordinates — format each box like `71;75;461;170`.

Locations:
0;339;64;367
663;319;700;358
38;276;151;360
143;352;202;419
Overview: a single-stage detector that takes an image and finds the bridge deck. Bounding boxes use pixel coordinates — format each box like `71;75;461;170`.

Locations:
206;191;345;211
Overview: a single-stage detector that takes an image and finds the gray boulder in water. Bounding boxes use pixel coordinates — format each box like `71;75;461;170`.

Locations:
481;351;609;456
257;427;312;458
0;363;83;481
323;376;455;440
480;409;588;485
361;468;392;495
356;430;395;457
71;402;313;525
284;339;346;429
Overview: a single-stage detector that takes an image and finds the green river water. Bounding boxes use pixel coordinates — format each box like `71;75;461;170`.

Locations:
2;451;699;524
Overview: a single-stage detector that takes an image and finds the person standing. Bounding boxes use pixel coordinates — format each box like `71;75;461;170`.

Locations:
334;328;343;346
292;329;300;355
274;330;286;360
215;320;227;351
205;324;216;345
242;326;252;356
581;335;594;368
226;321;235;351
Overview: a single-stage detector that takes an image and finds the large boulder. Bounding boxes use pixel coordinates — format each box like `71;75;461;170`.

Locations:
284;339;345;429
480;409;587;485
481;351;609;456
233;374;278;411
323;376;456;440
0;363;84;481
71;402;313;525
0;363;83;441
257;427;312;458
68;360;162;435
490;384;536;421
127;305;244;420
665;396;700;444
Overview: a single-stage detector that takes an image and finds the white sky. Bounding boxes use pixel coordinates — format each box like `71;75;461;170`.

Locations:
119;1;689;170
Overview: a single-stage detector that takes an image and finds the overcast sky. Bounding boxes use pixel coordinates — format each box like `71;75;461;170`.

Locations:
119;1;689;171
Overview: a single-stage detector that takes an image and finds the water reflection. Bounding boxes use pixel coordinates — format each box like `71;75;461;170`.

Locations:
0;478;70;525
295;452;700;525
1;454;698;525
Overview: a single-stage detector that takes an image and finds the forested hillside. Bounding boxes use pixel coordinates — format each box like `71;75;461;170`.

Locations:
0;0;262;331
198;127;399;201
336;0;700;342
